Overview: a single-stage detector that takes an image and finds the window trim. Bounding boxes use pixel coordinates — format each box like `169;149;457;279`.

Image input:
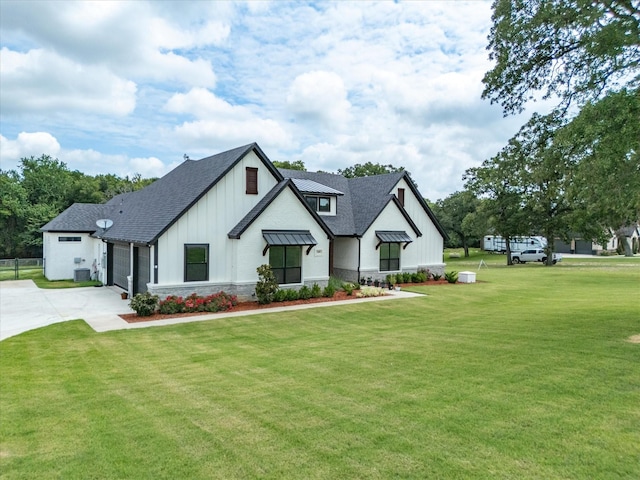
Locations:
58;236;81;242
184;244;209;282
246;167;258;194
304;195;331;213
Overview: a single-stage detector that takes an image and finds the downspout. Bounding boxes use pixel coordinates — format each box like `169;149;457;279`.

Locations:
357;236;361;283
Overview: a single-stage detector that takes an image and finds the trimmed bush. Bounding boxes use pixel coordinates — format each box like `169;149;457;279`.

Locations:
298;285;312;300
343;282;355;296
273;289;289;302
129;292;159;317
322;284;336;298
285;288;299;301
310;283;322;298
158;292;237;314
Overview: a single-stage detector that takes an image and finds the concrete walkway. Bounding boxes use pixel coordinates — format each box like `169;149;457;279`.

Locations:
0;280;423;341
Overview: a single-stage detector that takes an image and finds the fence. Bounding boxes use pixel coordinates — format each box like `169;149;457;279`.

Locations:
0;258;44;280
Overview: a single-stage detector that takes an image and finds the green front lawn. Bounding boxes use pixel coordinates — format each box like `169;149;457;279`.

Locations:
1;259;639;479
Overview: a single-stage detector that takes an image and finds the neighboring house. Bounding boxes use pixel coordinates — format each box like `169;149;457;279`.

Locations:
41;143;446;299
554;228;630;255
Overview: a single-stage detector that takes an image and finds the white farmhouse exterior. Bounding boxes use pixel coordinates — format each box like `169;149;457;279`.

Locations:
42;143;447;299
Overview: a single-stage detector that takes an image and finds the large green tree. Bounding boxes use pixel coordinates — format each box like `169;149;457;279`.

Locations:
433;191;483;257
483;0;639;114
482;0;640;254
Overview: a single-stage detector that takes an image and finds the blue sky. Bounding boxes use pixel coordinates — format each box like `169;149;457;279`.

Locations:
0;0;532;201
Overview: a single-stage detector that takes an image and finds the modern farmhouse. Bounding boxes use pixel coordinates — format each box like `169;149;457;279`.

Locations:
41;143;446;299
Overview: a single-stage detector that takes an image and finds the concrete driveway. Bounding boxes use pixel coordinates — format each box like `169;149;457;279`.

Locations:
0;280;133;341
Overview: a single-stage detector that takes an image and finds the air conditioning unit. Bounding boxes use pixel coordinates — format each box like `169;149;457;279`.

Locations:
74;268;91;282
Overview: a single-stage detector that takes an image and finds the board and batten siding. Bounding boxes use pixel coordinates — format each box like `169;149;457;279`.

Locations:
391;178;444;270
155;151;279;285
230;187;330;284
360;202;419;273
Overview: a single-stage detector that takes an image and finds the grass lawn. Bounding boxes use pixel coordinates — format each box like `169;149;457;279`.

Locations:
0;269;102;288
1;257;639;479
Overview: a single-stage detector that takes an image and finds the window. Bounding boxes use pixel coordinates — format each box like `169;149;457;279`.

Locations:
184;244;209;282
397;188;405;207
269;245;301;284
379;242;400;272
246;167;258;194
318;197;330;212
58;236;81;242
304;195;331;212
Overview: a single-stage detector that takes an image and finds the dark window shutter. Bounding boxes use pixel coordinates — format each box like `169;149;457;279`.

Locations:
246;167;258;194
397;188;405;207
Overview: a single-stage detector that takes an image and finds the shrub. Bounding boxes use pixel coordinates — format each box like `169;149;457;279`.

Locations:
285;288;299;301
298;285;312;300
158;295;185;314
343;282;355;296
129;291;159;317
256;264;278;304
402;272;412;283
415;271;427;283
445;271;458;284
310;283;322;298
159;292;237;313
432;273;442;281
385;274;395;285
273;288;289;302
322;284;336;298
356;286;386;298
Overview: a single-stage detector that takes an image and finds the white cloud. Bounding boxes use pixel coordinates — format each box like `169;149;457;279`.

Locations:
0;132;62;168
166;88;293;151
0;48;137;116
287;71;352;129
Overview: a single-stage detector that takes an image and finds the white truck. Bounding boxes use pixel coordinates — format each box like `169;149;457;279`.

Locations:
483;235;547;253
510;248;562;264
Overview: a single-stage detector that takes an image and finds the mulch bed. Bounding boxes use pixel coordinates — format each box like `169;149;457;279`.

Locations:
120;279;453;323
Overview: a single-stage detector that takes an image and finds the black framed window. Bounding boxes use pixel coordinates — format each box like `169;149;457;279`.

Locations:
269;245;301;284
379;242;400;272
59;236;81;242
318;197;330;212
304;196;330;212
184;244;209;282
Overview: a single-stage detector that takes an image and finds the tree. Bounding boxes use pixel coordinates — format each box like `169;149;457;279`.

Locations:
337;162;404;178
483;0;640;114
433;191;483;257
465;141;532;265
556;88;640;253
272;160;306;171
0;171;28;258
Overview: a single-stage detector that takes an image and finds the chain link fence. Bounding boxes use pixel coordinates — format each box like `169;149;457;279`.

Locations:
0;258;44;280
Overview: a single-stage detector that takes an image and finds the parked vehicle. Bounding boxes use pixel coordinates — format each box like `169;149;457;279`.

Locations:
510;249;562;264
483;235;547;253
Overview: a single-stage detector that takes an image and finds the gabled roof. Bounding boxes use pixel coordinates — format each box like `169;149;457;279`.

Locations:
41;203;120;232
99;143;282;244
280;169;447;239
228;179;334;240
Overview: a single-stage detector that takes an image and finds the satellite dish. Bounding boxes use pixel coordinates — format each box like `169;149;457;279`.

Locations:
96;218;113;230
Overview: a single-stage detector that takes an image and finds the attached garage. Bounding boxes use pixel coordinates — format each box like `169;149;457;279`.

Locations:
134;246;150;294
111;243;130;290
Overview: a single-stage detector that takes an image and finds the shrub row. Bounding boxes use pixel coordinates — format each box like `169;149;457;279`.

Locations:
129;291;237;317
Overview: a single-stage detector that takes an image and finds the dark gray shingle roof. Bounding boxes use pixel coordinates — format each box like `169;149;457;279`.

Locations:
99;143;282;244
41;203;120;232
280;169;446;239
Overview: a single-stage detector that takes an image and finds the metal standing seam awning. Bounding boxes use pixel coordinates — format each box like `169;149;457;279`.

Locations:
375;230;413;250
262;230;318;256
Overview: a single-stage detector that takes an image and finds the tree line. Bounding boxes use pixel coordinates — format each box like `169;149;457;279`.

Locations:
0;155;156;258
